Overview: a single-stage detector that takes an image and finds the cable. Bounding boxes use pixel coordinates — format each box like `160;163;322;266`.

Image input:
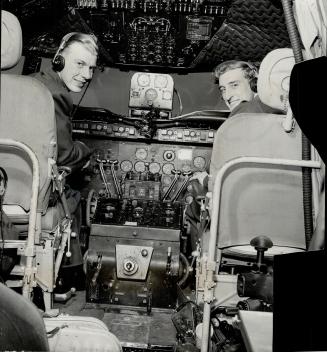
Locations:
170;109;229;121
71;79;92;119
173;87;183;116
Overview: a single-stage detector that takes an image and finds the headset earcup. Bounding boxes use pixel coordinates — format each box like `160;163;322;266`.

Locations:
250;76;258;92
52;55;65;72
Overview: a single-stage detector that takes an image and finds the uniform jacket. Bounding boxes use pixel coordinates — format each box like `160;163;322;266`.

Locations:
32;67;92;171
229;95;283;117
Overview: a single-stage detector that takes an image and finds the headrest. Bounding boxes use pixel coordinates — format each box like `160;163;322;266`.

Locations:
1;10;22;70
257;48;296;112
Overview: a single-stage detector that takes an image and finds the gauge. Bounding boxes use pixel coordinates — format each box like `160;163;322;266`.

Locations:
120;160;133;172
135;148;148;160
182;164;191;173
162;175;172;185
154;75;168;88
137;73;150;87
149;162;161;174
162;163;174;175
134;161;146;172
193;156;206;170
145;88;158;103
163;150;175;161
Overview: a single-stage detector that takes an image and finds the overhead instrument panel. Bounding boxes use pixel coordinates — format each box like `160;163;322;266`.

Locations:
129;72;174;114
6;0;230;72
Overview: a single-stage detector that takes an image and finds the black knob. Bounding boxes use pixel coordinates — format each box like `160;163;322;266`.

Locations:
250;235;273;251
250;235;273;269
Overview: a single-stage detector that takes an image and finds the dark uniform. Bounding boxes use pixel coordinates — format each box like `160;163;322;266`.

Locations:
229;95;283;117
32;67;88;275
32;67;92;171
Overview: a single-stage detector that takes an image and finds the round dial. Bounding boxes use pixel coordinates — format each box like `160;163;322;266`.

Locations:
162;163;174;175
134;161;146;172
145;88;158;102
193;156;206;170
137;73;150;87
163;150;175;161
120;160;133;172
135;148;148;160
162;175;172;185
154;75;168;88
149;162;161;174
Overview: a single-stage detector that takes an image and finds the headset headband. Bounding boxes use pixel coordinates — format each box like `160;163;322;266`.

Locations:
53;32;78;60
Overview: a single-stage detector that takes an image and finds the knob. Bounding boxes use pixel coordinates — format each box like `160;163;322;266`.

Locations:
250;235;273;250
250;235;273;269
123;257;138;275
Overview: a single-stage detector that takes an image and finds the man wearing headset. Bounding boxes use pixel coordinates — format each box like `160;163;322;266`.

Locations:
32;33;98;287
186;60;281;250
33;32;98;171
215;60;280;117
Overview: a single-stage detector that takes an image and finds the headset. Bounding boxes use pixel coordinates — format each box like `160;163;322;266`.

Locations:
214;60;258;92
241;61;258;92
52;32;98;72
52;32;78;72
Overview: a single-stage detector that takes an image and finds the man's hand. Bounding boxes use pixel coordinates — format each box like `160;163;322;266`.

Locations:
189;171;209;201
189;171;209;187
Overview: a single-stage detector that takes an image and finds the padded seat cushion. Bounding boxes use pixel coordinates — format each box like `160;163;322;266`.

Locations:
0;74;57;212
210;113;306;250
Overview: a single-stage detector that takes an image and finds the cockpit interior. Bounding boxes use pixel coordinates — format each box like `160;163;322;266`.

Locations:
0;1;326;351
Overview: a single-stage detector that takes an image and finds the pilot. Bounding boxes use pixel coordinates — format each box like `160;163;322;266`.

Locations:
32;32;98;171
214;60;282;117
186;59;282;250
32;33;99;288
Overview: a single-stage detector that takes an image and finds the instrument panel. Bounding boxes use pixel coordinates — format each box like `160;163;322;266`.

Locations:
79;138;212;203
73;120;216;143
129;72;174;113
91;140;210;173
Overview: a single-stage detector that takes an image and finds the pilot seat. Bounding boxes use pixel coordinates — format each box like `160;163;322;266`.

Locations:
0;9;122;352
195;48;323;349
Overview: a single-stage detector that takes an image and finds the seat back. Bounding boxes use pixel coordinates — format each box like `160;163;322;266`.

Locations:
0;282;49;351
1;10;62;307
209;48;309;257
210;113;305;255
0;11;57;215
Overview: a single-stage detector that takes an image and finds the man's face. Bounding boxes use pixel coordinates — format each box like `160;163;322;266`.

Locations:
218;68;255;111
59;42;97;93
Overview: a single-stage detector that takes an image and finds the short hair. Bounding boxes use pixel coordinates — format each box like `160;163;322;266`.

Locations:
57;32;99;57
213;60;258;92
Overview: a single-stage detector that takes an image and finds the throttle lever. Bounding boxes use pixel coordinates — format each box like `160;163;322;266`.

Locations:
108;159;122;198
171;170;192;202
96;158;111;198
162;169;181;201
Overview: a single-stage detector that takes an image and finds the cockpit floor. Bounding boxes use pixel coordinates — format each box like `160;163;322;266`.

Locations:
54;290;178;349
